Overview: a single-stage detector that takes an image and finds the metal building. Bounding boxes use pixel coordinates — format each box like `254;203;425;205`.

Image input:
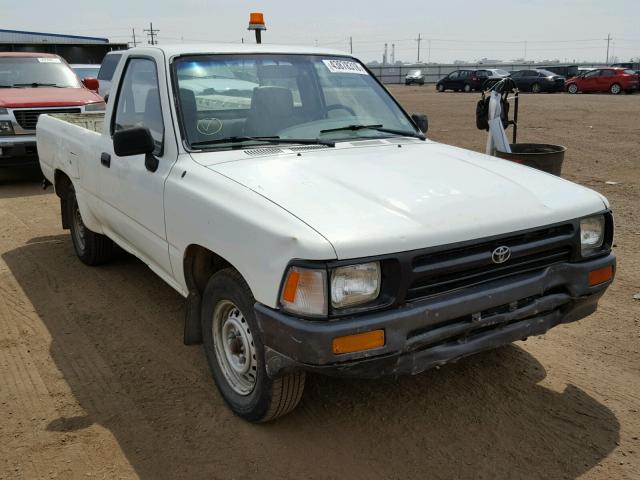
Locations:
0;28;127;64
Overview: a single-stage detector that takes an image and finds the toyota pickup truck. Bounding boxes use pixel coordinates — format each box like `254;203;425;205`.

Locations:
0;52;104;167
37;44;615;422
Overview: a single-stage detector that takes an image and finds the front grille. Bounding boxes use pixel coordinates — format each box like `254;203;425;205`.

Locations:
13;108;81;130
405;224;575;301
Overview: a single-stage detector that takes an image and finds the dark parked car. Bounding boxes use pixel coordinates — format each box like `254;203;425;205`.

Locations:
508;69;566;93
436;69;509;92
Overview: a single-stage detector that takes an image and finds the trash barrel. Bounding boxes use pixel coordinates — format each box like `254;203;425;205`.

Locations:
495;144;566;176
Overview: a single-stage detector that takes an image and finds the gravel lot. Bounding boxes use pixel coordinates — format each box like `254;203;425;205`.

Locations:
0;88;638;479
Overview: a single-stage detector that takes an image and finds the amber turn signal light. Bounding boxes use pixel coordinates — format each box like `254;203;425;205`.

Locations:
332;330;385;355
588;265;613;286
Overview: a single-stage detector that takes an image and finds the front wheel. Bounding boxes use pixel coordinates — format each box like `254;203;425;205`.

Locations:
531;83;542;93
437;83;445;92
201;269;305;422
567;84;579;94
463;83;472;93
610;83;622;95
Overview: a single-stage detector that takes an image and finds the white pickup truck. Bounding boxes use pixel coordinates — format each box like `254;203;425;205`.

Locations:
37;44;615;422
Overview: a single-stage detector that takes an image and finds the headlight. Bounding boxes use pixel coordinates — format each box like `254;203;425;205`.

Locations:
0;121;14;136
85;102;106;112
580;215;605;256
331;262;380;309
280;266;327;317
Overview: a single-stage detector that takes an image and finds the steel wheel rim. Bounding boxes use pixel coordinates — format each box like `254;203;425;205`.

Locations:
212;300;257;396
72;199;86;252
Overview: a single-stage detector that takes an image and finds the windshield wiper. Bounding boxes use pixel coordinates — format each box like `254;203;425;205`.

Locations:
191;136;335;148
320;123;424;139
0;84;18;88
12;82;63;88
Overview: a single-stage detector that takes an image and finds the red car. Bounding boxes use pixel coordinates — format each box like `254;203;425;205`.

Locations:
0;52;104;167
565;67;639;95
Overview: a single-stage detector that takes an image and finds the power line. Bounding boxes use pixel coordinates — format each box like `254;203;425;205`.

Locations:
144;22;159;45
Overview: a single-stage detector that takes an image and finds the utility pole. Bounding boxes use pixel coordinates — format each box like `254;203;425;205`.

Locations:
416;33;422;63
132;28;137;47
605;33;611;63
391;43;395;64
427;39;431;63
144;22;159;45
524;41;527;61
349;36;353;54
383;43;388;65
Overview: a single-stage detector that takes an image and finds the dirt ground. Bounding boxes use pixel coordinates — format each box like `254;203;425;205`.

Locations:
0;88;638;480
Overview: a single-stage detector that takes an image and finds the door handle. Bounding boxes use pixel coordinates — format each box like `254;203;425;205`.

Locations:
100;152;111;168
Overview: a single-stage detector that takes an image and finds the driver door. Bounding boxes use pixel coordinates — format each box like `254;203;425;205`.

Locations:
98;54;178;279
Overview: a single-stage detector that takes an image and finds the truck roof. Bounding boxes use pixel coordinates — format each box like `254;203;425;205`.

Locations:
0;52;59;58
129;43;350;58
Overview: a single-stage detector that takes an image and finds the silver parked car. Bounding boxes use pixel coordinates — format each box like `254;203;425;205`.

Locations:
405;69;425;85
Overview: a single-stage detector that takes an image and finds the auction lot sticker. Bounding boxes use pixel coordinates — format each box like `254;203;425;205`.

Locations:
38;57;61;63
322;59;368;75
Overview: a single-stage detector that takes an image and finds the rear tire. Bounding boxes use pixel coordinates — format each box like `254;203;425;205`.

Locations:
610;83;622;95
463;83;472;93
567;84;579;94
531;83;541;93
201;268;305;422
66;186;114;266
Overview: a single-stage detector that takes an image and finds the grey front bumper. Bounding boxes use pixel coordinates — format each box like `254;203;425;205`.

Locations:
0;135;38;165
255;254;615;378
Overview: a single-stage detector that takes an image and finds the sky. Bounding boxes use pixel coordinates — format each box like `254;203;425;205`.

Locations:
3;0;640;64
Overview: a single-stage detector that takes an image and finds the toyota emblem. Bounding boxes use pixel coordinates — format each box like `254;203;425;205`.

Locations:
491;246;511;264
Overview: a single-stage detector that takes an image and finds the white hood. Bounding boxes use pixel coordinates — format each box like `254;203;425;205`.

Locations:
201;140;607;259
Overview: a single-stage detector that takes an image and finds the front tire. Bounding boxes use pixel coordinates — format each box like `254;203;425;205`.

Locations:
567;84;579;94
531;83;542;93
66;187;114;265
201;268;305;422
463;83;472;93
437;83;445;92
610;83;622;95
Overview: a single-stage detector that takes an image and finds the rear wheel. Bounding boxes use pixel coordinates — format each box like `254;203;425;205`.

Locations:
201;269;305;422
67;187;114;266
610;83;622;95
463;83;472;93
567;83;579;94
531;83;542;93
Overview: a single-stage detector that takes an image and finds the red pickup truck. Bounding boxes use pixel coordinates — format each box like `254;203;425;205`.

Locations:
0;52;105;167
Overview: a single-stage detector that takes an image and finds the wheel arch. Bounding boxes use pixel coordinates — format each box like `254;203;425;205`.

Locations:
54;169;73;229
182;244;253;346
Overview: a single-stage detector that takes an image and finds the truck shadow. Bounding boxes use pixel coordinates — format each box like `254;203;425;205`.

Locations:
3;236;619;480
0;164;49;199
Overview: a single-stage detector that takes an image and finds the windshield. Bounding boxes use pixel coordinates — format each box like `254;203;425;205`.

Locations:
73;67;100;79
537;69;557;77
494;69;510;76
0;57;80;87
174;54;419;148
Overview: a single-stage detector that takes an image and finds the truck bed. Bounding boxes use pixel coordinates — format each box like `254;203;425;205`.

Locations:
48;112;105;133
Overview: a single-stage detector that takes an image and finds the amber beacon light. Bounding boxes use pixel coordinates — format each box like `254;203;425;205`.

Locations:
248;12;266;44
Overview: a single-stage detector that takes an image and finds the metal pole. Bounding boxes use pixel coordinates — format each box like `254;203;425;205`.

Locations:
606;33;611;64
349;36;353;54
417;33;421;63
132;28;137;47
255;30;261;44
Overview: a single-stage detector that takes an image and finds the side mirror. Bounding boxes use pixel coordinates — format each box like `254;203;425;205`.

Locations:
411;113;428;134
82;77;99;92
113;127;155;157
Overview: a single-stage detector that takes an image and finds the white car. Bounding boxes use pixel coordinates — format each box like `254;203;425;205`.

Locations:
36;44;615;422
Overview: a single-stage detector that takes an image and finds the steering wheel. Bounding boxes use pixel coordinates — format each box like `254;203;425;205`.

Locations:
326;104;356;116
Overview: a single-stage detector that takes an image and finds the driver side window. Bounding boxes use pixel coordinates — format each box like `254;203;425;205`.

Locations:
113;58;164;155
448;71;459;79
